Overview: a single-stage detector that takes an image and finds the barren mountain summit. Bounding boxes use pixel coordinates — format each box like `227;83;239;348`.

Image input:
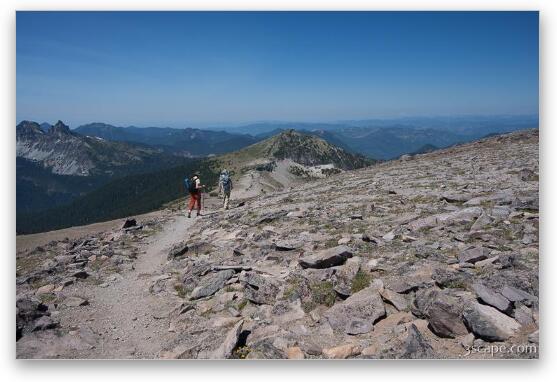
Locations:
16;129;538;359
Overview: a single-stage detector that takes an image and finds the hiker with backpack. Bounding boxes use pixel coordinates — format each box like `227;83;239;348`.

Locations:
184;172;204;218
218;169;233;210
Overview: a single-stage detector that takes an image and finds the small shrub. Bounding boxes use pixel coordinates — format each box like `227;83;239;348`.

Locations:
38;293;56;304
174;283;187;298
310;281;336;307
237;299;248;311
351;270;371;293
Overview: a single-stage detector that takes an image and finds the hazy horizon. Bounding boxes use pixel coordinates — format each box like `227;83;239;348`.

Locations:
16;113;539;131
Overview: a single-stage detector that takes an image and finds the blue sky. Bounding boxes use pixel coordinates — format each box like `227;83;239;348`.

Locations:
16;11;539;128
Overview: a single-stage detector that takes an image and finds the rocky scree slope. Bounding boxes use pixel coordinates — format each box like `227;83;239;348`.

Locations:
16;129;538;359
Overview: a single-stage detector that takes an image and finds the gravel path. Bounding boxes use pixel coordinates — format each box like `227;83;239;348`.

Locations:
58;214;192;359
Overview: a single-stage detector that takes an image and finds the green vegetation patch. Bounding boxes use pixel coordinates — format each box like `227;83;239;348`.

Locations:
351;270;371;293
310;281;336;307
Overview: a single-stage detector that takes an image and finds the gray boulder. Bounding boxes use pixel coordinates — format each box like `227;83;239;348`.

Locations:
332;257;361;297
458;246;489;264
274;239;303;251
167;242;189;260
513;305;534;326
472;283;512;314
380;288;409;311
501;285;538;304
400;324;436;359
190;270;235;300
299;245;353;269
426;294;468;338
324;287;385;333
470;212;492;231
463;302;521;341
209;320;243;359
240;272;280;305
411;289;468;338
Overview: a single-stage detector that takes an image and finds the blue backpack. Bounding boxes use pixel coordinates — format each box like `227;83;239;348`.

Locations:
220;173;231;192
184;177;196;193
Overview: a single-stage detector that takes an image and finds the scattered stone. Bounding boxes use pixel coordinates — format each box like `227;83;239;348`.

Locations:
425;293;468;338
63;296;89;307
298;245;353;269
286;346;305;359
35;284;55;295
122;218;137;229
324;287;385;333
472;283;512;314
337;237;351;245
190;270;235;300
167;242;189;260
210;320;244;359
240;272;280;305
513;305;534;326
474;256;499;268
362;234;380;244
382;231;396;241
274;239;302;251
528;330;539;344
345;319;373;335
322;344;361;359
72;270;89;279
256;210;288;224
470;212;492;231
458;246;489;264
400;323;436;359
380;288;408;311
460;333;475;349
500;285;538;304
463;302;521;341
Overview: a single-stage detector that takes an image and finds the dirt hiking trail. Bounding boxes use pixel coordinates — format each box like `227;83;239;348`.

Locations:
57;214;193;359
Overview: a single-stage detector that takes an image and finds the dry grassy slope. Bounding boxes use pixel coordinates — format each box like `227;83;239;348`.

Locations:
210;129;372;198
215;129;370;172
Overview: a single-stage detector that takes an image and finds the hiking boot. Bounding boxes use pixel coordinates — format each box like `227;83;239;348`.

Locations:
187;212;191;218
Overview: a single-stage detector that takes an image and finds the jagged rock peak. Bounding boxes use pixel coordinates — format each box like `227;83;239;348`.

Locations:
50;120;71;135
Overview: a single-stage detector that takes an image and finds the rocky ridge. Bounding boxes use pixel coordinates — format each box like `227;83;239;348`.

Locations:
16;120;169;176
16;129;539;359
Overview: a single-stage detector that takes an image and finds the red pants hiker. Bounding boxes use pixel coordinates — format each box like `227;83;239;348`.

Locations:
188;191;201;213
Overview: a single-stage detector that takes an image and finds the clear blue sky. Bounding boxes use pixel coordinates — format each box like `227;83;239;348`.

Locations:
16;11;539;128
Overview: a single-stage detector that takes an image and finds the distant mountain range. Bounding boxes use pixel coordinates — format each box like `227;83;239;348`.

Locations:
16;115;538;234
68;115;539;160
75;123;259;157
205;115;539;159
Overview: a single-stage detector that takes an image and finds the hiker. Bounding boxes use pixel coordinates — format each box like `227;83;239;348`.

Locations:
218;169;233;210
184;172;204;218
